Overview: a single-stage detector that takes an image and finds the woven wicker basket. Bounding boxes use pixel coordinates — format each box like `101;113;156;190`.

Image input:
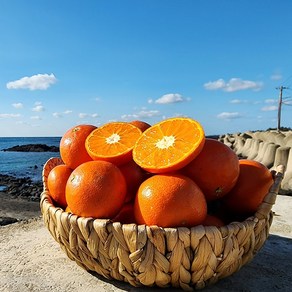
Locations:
40;157;284;290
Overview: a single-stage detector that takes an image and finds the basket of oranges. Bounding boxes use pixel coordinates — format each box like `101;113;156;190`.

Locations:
40;118;284;290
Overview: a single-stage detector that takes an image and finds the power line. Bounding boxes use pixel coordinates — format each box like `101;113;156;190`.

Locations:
283;96;292;105
276;86;289;131
282;74;292;87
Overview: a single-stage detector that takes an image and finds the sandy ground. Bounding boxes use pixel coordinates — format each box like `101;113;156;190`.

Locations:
0;192;41;222
0;194;292;292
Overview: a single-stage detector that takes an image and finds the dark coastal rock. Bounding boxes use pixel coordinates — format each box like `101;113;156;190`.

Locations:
2;144;59;152
0;174;43;201
206;135;220;140
0;216;18;226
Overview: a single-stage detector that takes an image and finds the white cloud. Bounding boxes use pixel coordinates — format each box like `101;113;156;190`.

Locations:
270;73;282;80
53;112;62;118
53;110;73;118
0;113;21;118
230;99;248;104
283;100;292;105
231;98;279;105
32;102;45;112
121;110;160;120
204;78;263;92
12;102;23;109
16;120;29;125
30;115;42;120
79;113;87;118
261;105;278;111
78;113;99;119
136;110;160;118
264;98;277;103
6;73;57;90
148;93;189;104
204;79;226;91
217;112;242;120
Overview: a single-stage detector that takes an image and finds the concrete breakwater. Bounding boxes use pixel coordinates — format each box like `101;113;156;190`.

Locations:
219;130;292;195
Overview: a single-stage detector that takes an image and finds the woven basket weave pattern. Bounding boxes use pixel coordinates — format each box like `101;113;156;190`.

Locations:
40;157;283;290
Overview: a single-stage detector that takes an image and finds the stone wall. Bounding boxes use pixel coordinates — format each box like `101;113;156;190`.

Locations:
219;130;292;195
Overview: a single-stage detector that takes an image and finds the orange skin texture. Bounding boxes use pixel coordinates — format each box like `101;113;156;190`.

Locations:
202;214;225;227
222;159;274;215
129;120;151;132
65;160;127;218
47;164;72;209
60;124;97;169
134;173;207;228
65;206;72;213
183;138;240;202
119;159;147;203
112;202;136;224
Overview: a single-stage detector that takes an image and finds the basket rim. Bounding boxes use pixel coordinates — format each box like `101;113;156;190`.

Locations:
40;157;284;230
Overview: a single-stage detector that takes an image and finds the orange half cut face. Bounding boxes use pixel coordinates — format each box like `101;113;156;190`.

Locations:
133;117;205;173
85;122;142;166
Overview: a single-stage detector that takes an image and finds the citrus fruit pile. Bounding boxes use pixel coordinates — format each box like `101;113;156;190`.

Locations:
46;117;274;228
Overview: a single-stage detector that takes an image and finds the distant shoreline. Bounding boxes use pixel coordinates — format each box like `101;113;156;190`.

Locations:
1;143;59;152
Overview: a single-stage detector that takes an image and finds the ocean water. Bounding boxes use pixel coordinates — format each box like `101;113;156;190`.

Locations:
0;137;61;182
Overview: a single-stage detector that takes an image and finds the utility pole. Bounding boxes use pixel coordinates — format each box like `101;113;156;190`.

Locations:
276;86;288;131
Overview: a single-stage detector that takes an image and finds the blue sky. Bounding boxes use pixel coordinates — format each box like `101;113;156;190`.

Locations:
1;0;292;137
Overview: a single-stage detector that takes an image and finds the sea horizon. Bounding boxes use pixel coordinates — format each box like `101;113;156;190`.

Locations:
0;136;62;138
0;137;61;182
0;134;223;182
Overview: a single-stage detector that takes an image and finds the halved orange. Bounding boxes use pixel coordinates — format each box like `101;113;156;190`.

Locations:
133;117;205;173
85;122;142;166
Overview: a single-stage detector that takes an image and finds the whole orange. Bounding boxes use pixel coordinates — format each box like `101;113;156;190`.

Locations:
119;159;147;203
65;206;72;213
202;214;225;227
60;124;97;169
129;120;151;132
183;138;240;202
47;164;72;209
222;159;274;215
66;160;127;218
134;174;207;228
112;202;136;224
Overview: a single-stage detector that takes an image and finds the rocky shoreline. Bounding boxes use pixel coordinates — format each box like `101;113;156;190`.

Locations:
1;143;59;152
0;174;43;201
0;174;43;226
0;143;61;226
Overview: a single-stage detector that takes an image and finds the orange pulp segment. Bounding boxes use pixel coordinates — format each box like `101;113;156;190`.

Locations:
85;122;142;166
132;117;205;173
